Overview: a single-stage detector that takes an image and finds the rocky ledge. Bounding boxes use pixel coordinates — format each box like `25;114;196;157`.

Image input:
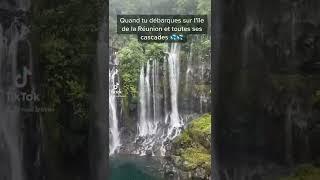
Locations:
163;114;212;180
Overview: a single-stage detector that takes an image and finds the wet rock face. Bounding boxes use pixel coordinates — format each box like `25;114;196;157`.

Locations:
0;0;31;11
216;0;320;178
0;2;42;180
0;134;11;180
162;114;211;180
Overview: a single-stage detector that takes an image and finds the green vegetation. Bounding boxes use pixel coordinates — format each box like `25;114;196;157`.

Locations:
118;40;166;98
196;0;211;15
118;39;147;98
33;0;102;122
180;147;211;171
110;0;211;101
31;0;103;176
189;113;211;135
172;114;212;174
280;165;320;180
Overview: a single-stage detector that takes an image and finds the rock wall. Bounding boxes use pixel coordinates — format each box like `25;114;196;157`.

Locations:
215;0;320;179
0;4;42;180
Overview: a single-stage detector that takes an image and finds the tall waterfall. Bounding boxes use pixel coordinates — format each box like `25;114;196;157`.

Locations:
199;61;205;114
137;61;159;137
109;55;121;155
136;43;184;156
166;43;183;139
185;42;193;91
0;12;31;180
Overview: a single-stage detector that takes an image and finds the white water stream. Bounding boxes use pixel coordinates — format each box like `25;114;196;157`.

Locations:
109;56;121;155
136;43;184;156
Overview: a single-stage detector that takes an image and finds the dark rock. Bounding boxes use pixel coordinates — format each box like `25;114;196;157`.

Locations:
163;163;177;179
215;0;320;178
146;150;153;157
193;167;207;179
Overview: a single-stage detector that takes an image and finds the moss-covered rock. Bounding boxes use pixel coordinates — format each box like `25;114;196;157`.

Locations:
170;113;212;179
180;147;211;172
188;113;211;149
280;165;320;180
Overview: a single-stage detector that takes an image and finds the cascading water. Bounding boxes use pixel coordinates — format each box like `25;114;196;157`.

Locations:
152;59;160;130
0;10;31;180
136;61;159;155
199;61;205;114
166;43;183;139
185;42;193;91
109;55;121;155
136;43;184;156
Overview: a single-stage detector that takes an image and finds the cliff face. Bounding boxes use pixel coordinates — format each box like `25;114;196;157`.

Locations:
215;0;320;178
163;114;212;180
0;4;42;180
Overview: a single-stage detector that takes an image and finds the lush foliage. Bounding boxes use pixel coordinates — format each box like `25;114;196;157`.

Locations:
173;114;212;173
118;39;146;98
32;0;102;172
118;39;166;98
196;0;211;15
34;0;101;118
189;113;211;135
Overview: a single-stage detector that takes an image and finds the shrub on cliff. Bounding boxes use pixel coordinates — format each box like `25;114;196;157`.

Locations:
172;113;212;176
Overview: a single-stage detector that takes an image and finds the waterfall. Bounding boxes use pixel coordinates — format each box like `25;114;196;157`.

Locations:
163;57;169;124
152;59;160;128
136;43;184;156
145;62;153;134
185;42;193;91
199;61;205;114
0;15;31;180
137;62;157;155
166;43;183;139
136;61;159;155
109;56;121;155
138;65;148;136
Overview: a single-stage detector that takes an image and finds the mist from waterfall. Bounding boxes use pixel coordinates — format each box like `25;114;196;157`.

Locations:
109;56;121;155
136;43;184;156
0;16;31;180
